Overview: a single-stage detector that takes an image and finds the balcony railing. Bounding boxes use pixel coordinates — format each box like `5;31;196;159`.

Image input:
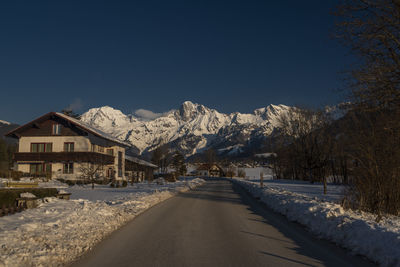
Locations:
14;152;115;165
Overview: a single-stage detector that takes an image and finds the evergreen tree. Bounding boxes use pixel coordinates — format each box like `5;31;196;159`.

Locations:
0;138;10;170
172;151;186;176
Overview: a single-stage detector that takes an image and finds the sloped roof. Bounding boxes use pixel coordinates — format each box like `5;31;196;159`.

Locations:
6;112;131;147
55;112;131;147
125;155;158;168
197;163;223;171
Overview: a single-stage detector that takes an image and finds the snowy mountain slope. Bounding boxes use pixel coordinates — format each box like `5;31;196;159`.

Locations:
80;101;291;156
0;119;10;125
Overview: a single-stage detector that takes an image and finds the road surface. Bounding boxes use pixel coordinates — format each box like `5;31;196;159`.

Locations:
71;179;374;267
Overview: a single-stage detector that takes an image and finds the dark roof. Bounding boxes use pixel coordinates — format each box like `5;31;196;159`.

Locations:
125;155;157;168
197;163;223;171
5;112;131;147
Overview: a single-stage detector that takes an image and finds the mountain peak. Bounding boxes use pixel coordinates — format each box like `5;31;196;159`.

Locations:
0;119;10;125
182;100;195;106
178;101;208;121
80;101;292;156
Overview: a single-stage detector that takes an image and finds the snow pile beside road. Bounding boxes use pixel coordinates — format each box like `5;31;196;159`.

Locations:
232;178;400;267
0;178;205;267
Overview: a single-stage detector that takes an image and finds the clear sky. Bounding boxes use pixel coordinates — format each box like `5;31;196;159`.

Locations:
0;0;353;124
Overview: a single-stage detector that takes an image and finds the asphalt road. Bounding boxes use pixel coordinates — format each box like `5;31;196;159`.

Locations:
71;179;374;267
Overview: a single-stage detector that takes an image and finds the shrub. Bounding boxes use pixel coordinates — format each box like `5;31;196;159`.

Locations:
121;180;127;187
154;173;175;182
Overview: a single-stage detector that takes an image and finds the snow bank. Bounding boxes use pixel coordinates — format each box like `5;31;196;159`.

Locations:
19;192;37;198
232;178;400;267
245;178;345;202
0;178;205;267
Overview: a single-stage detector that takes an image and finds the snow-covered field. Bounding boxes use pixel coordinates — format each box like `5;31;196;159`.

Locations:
232;178;400;267
244;177;345;202
0;178;205;267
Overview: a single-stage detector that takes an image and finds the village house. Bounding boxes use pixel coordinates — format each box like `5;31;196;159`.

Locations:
196;163;225;177
5;112;156;182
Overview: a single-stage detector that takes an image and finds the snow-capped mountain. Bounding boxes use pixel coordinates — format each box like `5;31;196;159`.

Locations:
80;101;291;157
0;120;10;125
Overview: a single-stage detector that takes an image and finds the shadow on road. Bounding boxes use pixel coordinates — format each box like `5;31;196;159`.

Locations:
180;178;374;267
259;251;319;267
178;180;243;204
230;180;375;267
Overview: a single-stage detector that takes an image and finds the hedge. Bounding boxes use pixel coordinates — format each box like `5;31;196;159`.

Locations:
0;188;58;207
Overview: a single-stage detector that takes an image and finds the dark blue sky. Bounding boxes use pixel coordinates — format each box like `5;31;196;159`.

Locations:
0;0;352;124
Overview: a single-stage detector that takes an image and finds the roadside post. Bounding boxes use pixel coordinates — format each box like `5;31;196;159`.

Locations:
260;172;263;188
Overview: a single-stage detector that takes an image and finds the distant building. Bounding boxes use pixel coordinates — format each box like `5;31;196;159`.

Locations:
197;163;224;177
6;112;156;181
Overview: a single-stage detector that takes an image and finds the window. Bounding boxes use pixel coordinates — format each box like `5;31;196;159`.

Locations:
106;149;114;156
63;163;73;174
30;163;51;174
52;124;61;135
98;146;104;153
30;163;41;174
118;151;122;177
31;143;52;152
64;142;74;152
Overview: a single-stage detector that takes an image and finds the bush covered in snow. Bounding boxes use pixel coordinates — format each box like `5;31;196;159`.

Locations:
0;188;58;207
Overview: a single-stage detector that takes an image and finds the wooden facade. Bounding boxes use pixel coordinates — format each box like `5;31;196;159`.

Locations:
14;152;114;165
197;163;225;177
125;159;156;182
6;114;87;138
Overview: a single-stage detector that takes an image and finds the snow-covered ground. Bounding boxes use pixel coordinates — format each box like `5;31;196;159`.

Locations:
239;167;274;180
244;177;344;202
0;178;205;267
232;178;400;267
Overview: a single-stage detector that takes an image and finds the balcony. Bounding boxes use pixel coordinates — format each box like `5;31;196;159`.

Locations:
14;152;115;165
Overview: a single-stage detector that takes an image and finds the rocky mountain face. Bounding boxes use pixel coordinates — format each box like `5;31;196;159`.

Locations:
80;101;291;157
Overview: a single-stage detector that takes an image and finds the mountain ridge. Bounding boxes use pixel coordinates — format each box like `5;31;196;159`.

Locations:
80;101;291;157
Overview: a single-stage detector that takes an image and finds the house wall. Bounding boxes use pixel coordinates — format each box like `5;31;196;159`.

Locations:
17;137;126;180
238;167;273;180
19;136;91;152
18;162;115;181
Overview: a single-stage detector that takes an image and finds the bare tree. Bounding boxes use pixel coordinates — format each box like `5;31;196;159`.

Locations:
275;107;333;194
335;0;400;111
340;110;400;219
79;162;105;189
204;148;217;165
335;0;400;219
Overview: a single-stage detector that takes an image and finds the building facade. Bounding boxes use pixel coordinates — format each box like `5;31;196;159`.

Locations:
197;164;224;177
6;112;156;181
